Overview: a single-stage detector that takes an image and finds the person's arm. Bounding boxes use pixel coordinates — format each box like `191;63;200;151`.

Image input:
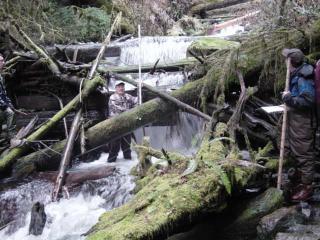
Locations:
282;78;315;109
127;94;138;107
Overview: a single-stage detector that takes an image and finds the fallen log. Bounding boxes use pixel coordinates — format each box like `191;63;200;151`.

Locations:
52;13;122;201
0;75;104;174
62;58;197;74
11;28;307;178
112;73;211;121
190;0;250;16
37;166;116;186
14;23;62;77
52;108;82;202
85;120;264;240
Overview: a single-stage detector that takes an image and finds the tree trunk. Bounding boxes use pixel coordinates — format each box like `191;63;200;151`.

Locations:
52;108;82;202
0;75;104;174
190;0;249;16
10;28;306;179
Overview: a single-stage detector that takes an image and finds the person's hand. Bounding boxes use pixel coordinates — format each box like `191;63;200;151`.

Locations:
282;91;291;100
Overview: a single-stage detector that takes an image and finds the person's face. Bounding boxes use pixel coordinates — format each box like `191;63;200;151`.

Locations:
116;84;125;95
0;56;4;70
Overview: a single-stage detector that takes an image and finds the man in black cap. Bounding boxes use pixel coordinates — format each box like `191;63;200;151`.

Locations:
107;81;137;162
281;48;315;201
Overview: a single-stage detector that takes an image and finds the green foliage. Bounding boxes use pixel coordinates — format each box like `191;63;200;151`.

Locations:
0;0;112;44
48;6;111;42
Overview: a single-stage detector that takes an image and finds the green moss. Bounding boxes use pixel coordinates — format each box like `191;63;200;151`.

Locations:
232;188;283;224
87;169;222;240
188;37;240;56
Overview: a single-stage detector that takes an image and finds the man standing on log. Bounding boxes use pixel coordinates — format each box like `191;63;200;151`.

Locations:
107;81;137;162
0;53;15;141
281;48;315;201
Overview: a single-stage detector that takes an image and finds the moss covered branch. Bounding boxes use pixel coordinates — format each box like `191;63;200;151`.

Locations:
0;75;104;173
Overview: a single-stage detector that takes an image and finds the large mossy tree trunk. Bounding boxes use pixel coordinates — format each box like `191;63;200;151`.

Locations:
84;28;310;240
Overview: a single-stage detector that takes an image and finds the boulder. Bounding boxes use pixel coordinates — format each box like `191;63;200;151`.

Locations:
257;206;306;240
29;202;46;236
223;188;284;239
275;232;320;240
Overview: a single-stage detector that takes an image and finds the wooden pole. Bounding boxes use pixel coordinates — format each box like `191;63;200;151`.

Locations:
138;25;143;105
112;73;212;121
52;108;82;202
277;57;291;190
0;75;104;173
88;12;122;80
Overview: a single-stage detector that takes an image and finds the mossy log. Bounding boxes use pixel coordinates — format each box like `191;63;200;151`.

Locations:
187;37;240;56
10;28;307;179
190;0;249;16
64;58;197;74
0;75;105;174
85;121;265;240
85;28;309;240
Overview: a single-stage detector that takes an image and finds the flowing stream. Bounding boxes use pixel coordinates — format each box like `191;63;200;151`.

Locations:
0;24;244;239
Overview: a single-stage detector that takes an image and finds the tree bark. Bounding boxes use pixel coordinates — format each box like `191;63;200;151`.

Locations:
10;28;306;178
0;75;104;174
52;108;82;202
112;73;211;121
191;0;249;15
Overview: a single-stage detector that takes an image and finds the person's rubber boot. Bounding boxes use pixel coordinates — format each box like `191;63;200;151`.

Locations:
291;184;313;202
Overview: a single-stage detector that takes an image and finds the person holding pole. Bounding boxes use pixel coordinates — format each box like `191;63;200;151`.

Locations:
281;48;315;201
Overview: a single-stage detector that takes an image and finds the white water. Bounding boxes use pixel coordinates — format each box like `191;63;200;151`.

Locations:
0;24;243;240
0;111;204;240
108;71;186;92
0;154;138;240
114;36;196;66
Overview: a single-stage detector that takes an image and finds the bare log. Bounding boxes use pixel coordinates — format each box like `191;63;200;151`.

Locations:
61;58;197;74
46;92;69;138
113;73;211;121
0;75;104;173
190;0;250;15
88;12;122;79
52;109;82;202
14;23;62;77
37;166;116;186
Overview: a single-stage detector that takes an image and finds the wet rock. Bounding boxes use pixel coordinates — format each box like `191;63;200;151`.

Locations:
257;206;306;240
275;232;320;240
29;202;46;236
286;224;320;236
223;188;284;239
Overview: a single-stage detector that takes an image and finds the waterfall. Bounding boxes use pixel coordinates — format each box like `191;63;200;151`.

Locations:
0;24;244;239
114;36;198;66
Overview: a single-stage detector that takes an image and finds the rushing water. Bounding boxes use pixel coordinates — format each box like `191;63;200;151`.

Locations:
0;24;244;239
0;111;204;240
0;154;138;240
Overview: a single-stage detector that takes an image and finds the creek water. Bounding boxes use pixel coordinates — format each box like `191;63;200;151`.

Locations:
0;24;244;239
